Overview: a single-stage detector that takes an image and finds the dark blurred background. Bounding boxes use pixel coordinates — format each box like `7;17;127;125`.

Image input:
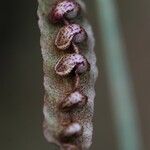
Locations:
0;0;150;149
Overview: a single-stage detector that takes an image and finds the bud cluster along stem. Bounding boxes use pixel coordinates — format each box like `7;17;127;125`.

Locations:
49;0;90;149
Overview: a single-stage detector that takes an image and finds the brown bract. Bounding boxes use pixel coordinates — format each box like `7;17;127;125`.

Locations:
55;53;90;76
59;122;82;142
55;24;87;50
58;90;88;112
61;144;80;150
50;0;80;23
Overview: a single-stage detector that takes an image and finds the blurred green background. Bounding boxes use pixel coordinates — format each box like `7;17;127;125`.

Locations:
0;0;150;149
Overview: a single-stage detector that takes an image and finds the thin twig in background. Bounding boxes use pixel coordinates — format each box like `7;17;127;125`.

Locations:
96;0;143;150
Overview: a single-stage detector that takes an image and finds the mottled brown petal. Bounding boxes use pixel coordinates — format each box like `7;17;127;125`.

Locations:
55;53;90;76
55;24;87;50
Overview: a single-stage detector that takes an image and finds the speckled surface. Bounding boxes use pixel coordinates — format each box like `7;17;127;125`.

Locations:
37;0;98;149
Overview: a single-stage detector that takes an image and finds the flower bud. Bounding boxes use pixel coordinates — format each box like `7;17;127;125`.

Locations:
59;90;88;112
55;53;90;76
60;122;82;140
62;144;79;150
55;24;87;50
50;0;80;23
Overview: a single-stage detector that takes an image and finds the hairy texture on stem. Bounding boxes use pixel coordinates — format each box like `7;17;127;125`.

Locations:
38;0;98;149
